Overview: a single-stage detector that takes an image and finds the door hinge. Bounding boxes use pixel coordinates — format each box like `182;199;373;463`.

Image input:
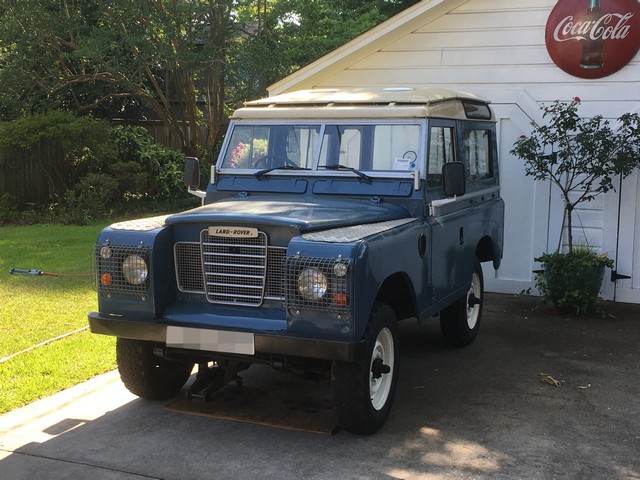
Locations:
611;270;632;282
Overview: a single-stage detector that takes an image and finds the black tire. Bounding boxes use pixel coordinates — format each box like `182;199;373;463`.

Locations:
333;302;399;435
116;338;194;400
440;258;484;348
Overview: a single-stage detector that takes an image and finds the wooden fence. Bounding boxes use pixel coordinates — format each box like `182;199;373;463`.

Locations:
0;120;207;206
0;144;82;206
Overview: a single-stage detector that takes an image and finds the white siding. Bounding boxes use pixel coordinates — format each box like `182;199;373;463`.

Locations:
271;0;640;301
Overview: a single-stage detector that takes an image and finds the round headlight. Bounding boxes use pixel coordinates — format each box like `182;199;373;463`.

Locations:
122;255;148;285
297;268;328;300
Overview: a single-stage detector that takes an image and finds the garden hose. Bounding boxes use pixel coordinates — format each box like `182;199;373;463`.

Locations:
9;268;92;277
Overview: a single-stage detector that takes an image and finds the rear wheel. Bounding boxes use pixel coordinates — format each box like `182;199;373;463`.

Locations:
116;338;194;400
440;258;484;347
333;302;399;434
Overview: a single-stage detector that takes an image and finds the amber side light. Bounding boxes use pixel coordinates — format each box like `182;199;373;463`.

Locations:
100;273;113;286
333;293;348;306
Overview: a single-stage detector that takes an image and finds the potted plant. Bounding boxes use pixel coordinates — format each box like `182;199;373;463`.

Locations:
511;97;640;314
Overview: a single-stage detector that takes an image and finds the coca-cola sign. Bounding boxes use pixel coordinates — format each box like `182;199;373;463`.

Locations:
545;0;640;79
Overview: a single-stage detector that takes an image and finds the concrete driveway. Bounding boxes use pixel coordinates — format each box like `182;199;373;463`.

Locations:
1;293;639;479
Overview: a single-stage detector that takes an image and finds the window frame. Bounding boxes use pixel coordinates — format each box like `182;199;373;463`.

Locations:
458;120;498;193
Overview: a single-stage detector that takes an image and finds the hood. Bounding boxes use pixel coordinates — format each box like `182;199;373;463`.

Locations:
165;196;409;231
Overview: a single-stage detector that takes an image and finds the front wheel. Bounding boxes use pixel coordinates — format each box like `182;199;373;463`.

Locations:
440;258;484;348
332;302;399;434
116;338;194;400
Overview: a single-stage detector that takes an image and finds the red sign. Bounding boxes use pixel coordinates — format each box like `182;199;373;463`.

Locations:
545;0;640;79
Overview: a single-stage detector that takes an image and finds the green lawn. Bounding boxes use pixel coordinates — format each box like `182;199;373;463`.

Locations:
0;223;117;413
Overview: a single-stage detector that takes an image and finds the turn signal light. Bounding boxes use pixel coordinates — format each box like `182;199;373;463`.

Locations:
100;273;113;286
333;293;348;306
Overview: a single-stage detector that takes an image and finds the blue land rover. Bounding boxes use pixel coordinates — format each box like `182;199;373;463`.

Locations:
89;87;504;434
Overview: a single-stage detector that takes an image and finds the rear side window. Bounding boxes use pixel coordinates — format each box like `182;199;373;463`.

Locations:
428;126;455;187
464;129;492;181
462;101;492;120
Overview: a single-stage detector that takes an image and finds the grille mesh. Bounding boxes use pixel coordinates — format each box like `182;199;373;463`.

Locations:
174;242;204;293
265;247;286;300
285;256;350;315
95;244;150;296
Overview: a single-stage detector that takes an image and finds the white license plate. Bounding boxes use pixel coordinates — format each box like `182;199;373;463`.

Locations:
166;326;255;355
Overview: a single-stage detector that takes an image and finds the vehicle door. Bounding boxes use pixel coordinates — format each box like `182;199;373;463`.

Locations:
426;120;468;307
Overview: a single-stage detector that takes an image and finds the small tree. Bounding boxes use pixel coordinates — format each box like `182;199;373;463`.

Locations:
511;98;640;253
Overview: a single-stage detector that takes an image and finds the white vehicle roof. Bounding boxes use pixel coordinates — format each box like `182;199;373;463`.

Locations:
233;87;493;121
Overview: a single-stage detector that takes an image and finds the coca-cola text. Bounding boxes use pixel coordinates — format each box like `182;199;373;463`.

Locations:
553;13;634;42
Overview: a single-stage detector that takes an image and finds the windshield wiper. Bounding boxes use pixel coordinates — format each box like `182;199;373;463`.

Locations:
319;164;372;183
254;165;310;177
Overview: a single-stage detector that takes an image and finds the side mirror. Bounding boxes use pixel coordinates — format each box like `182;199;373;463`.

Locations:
183;157;200;188
442;162;466;197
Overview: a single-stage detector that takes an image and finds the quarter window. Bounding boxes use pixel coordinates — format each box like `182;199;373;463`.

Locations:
428;126;455;187
464;130;492;181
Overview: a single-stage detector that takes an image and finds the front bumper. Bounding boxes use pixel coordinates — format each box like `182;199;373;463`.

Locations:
88;312;364;363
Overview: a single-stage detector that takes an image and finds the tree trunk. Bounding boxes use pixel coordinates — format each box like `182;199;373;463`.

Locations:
566;203;574;254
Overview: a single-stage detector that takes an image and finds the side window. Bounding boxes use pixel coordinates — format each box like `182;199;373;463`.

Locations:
464;129;492;181
428;126;455;187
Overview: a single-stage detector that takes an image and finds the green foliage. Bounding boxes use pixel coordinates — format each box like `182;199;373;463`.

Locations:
534;248;613;315
512;99;640;314
0;193;18;223
105;125;186;199
0;110;108;153
0;0;236;155
228;0;419;104
0;0;419;155
59;174;121;224
228;139;268;168
55;125;187;224
0;119;188;225
511;98;640;253
0;111;111;205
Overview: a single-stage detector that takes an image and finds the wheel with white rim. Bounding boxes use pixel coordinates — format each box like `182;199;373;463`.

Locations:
440;258;484;348
333;302;399;435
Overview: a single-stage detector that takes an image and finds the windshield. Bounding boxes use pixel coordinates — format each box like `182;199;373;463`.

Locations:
219;123;422;172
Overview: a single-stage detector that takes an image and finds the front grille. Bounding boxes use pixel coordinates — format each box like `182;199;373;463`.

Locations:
173;230;288;306
201;230;267;306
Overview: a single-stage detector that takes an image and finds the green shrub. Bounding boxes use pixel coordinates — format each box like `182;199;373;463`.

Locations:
535;247;613;315
0;110;109;153
0;111;110;199
1;117;190;225
105;125;186;199
108;161;149;195
0;193;19;224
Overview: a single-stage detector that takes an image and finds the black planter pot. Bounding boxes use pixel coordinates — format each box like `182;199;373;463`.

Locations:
535;251;612;315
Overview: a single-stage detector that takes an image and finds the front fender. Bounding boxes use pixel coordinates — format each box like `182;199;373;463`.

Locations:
287;218;424;340
94;219;175;319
